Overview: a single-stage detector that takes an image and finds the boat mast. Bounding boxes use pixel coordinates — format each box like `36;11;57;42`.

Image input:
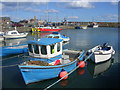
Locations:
46;2;49;24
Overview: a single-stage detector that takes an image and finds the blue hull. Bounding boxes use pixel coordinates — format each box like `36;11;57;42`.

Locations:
19;50;85;84
0;45;28;57
19;61;77;84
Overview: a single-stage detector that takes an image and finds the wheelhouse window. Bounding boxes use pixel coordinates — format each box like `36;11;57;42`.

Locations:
41;45;47;55
28;44;33;53
53;36;59;38
33;44;39;54
50;44;55;54
57;43;60;52
11;32;17;34
47;36;52;38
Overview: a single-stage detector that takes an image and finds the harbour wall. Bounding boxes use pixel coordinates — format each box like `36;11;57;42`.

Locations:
0;22;119;32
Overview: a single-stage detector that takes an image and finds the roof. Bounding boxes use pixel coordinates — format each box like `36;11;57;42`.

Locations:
28;38;63;45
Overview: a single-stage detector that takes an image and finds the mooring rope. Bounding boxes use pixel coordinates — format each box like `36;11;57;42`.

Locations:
44;51;94;90
0;54;28;68
0;64;19;68
1;53;24;61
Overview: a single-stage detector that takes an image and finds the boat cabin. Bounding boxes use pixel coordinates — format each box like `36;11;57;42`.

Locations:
46;32;60;39
5;30;20;35
28;38;63;59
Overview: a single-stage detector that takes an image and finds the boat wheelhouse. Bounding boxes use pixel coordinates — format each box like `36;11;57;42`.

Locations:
28;38;63;59
18;38;85;84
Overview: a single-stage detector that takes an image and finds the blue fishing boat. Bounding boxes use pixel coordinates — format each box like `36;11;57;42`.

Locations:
0;44;28;57
18;38;85;84
45;32;70;43
75;26;82;29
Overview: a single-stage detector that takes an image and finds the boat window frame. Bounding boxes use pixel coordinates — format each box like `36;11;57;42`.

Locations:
11;32;18;34
57;42;61;52
53;36;60;39
28;44;33;53
47;36;53;38
40;45;47;55
32;44;40;54
50;44;55;54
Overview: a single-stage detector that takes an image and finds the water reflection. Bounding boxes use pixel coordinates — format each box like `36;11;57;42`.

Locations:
31;32;52;39
87;58;114;78
59;79;69;87
77;68;85;75
3;38;27;46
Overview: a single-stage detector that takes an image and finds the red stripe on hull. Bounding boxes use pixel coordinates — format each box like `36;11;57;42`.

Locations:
39;28;62;31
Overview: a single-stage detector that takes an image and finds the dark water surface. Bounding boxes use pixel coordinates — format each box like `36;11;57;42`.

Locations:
1;27;120;88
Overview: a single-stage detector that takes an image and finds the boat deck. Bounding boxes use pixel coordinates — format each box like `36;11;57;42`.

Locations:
22;49;82;66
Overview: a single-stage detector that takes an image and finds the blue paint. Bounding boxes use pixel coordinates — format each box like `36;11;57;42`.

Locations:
28;38;63;45
0;44;28;57
19;58;79;84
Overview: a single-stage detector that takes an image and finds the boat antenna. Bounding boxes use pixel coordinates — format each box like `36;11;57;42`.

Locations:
46;1;49;24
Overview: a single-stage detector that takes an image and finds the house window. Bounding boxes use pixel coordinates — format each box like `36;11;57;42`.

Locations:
33;44;39;54
41;45;47;55
28;44;33;53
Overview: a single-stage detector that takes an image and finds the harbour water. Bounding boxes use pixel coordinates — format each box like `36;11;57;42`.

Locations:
1;27;119;88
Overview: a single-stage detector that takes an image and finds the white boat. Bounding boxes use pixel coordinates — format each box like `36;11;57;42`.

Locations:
0;36;4;41
81;26;88;29
88;22;99;28
93;24;99;28
87;43;115;63
0;31;4;36
3;29;28;39
46;32;70;42
3;38;26;46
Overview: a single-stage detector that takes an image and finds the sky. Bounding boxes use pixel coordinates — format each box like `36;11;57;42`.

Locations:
0;0;119;22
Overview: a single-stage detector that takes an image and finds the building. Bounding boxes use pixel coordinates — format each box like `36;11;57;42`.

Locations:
0;17;11;24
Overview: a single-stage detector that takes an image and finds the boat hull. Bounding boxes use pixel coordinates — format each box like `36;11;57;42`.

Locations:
88;25;98;28
3;34;28;39
39;28;62;31
90;45;115;63
0;37;4;41
92;53;112;63
19;61;77;84
0;45;28;57
19;50;85;84
32;28;62;32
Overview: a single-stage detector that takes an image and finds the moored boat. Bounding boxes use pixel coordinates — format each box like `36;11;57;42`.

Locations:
81;26;88;29
88;22;99;28
46;32;70;42
87;43;115;63
0;31;4;36
0;36;4;41
18;38;85;84
3;28;28;39
75;26;82;29
32;26;62;32
0;44;28;57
